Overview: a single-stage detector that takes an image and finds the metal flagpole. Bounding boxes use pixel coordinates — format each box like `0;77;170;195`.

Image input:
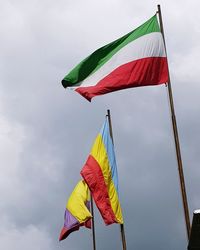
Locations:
157;5;191;240
90;195;97;250
107;109;127;250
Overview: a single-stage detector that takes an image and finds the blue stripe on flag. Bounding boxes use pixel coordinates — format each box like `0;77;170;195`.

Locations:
100;118;119;194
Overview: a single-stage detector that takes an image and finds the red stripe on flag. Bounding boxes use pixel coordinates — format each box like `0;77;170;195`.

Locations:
59;225;80;241
81;155;117;225
76;57;168;101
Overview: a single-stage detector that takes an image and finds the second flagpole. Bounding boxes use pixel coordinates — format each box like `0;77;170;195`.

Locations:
107;109;127;250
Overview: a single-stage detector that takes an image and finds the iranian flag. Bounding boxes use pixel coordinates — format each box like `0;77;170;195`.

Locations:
62;14;169;101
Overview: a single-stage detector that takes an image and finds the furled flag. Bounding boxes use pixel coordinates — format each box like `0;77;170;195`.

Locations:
81;117;123;225
61;14;169;101
59;180;92;241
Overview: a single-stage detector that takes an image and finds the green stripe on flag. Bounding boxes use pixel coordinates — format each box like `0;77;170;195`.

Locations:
62;15;160;87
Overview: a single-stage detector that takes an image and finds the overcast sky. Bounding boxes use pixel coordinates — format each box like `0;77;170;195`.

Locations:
1;0;200;249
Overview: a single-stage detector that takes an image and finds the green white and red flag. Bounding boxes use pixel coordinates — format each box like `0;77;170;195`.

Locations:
62;14;169;101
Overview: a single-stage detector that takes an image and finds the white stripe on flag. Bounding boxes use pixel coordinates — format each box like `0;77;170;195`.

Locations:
71;32;166;89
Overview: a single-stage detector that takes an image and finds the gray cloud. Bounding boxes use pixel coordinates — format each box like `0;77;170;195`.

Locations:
1;0;200;249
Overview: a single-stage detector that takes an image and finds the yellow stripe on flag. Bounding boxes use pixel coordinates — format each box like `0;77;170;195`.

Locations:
91;134;123;223
66;180;92;223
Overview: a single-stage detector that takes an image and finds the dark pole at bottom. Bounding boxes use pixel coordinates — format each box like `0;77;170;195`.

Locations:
91;196;97;250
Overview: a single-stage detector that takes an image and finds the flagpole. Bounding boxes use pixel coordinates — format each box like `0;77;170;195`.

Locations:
157;5;190;240
107;109;127;250
90;195;97;250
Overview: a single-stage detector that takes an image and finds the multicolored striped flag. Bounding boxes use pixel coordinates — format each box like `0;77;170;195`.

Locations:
80;117;123;225
62;14;169;101
59;180;92;241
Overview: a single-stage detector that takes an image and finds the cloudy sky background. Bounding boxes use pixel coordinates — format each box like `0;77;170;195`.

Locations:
1;0;200;249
